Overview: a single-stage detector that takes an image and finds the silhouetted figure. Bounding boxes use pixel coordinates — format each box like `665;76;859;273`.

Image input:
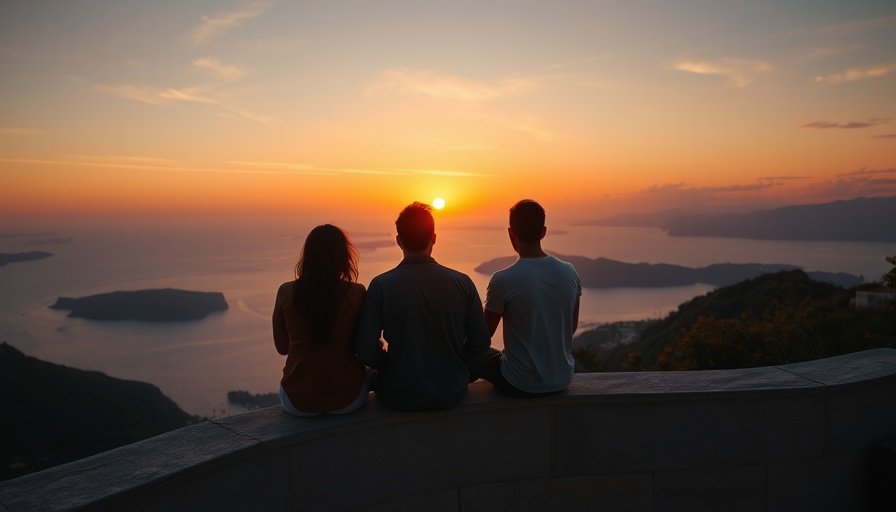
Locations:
470;199;582;397
355;202;491;410
273;224;369;416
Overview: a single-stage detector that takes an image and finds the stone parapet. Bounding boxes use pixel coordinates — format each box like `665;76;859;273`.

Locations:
1;348;895;511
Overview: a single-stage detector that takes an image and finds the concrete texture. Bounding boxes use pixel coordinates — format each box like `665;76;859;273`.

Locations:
1;348;895;512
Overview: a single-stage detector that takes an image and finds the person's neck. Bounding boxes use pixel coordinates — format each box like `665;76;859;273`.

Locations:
402;249;432;259
516;243;547;259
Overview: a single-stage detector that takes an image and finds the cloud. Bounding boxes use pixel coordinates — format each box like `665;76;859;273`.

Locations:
820;15;896;36
872;133;896;139
591;171;896;218
158;87;218;104
674;58;772;87
98;82;274;122
0;126;39;136
756;176;810;182
95;84;168;105
366;68;537;103
813;62;896;84
800;119;889;129
193;58;247;81
228;160;495;177
193;2;273;44
96;84;217;105
800;168;896;200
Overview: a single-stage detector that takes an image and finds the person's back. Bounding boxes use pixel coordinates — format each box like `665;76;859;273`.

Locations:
487;254;579;392
355;202;490;410
273;224;370;416
472;199;581;397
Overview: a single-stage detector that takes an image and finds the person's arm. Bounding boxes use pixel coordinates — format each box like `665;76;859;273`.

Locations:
354;283;388;369
483;307;502;338
272;282;290;355
572;296;580;335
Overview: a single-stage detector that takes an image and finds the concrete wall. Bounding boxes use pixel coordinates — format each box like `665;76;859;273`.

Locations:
2;348;895;512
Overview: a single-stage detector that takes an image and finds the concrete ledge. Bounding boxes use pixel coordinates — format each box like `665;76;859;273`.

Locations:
1;348;895;512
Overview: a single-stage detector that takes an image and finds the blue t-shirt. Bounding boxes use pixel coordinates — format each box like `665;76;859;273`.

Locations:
485;256;581;393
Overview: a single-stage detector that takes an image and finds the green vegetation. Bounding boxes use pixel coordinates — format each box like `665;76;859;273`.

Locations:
0;343;203;482
574;258;896;373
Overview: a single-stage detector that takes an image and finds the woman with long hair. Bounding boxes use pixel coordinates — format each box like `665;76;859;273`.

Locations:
272;224;369;416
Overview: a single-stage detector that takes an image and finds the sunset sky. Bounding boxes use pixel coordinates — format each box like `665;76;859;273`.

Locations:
1;1;894;223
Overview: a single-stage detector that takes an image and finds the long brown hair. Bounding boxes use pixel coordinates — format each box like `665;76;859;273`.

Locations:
293;224;359;349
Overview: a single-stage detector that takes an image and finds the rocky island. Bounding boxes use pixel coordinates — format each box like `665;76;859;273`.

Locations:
49;288;228;321
476;254;862;288
0;251;53;266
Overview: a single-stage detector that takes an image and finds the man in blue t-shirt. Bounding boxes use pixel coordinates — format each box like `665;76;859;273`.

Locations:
470;199;582;397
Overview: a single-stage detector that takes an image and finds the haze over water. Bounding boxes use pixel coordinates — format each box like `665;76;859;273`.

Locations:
1;216;890;417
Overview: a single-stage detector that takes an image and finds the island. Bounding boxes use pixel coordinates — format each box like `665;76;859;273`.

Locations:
49;288;229;321
475;254;862;288
0;251;53;267
227;390;280;410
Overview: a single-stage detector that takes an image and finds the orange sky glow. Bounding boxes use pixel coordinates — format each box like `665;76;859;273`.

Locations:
1;1;894;227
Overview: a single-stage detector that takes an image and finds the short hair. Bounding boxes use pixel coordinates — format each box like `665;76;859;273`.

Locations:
396;202;435;251
509;199;545;243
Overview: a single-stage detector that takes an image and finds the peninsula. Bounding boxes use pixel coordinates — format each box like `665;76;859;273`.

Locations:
475;254;862;288
49;288;228;322
0;251;53;267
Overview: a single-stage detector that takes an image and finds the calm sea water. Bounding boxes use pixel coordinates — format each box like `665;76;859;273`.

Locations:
0;217;891;417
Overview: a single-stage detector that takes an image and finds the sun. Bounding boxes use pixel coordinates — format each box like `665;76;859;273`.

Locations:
432;197;446;210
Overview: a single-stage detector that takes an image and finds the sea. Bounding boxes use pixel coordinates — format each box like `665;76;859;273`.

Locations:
1;217;891;418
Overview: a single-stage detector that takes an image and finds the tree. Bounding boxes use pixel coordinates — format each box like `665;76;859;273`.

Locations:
654;302;820;371
883;255;896;289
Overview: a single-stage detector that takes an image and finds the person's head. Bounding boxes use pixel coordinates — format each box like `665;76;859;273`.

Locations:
395;202;435;252
509;199;546;244
295;224;358;282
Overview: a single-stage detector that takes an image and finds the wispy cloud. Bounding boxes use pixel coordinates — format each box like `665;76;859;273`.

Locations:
800;119;889;129
674;58;772;87
193;57;247;81
96;84;217;105
96;56;270;123
229;160;495;177
813;62;896;84
193;2;273;44
366;68;537;103
756;176;811;182
872;133;896;139
0;126;39;136
802;168;896;200
820;16;896;36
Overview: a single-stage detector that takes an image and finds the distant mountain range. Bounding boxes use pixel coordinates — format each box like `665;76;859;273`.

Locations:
475;254;862;288
574;196;896;242
49;288;228;322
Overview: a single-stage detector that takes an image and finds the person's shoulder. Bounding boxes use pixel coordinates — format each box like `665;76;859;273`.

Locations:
437;262;474;280
276;281;294;295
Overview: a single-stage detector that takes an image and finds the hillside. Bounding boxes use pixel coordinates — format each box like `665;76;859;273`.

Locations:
0;343;201;481
575;270;894;372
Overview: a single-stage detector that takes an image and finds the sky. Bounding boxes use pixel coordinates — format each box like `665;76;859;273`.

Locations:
1;0;895;224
